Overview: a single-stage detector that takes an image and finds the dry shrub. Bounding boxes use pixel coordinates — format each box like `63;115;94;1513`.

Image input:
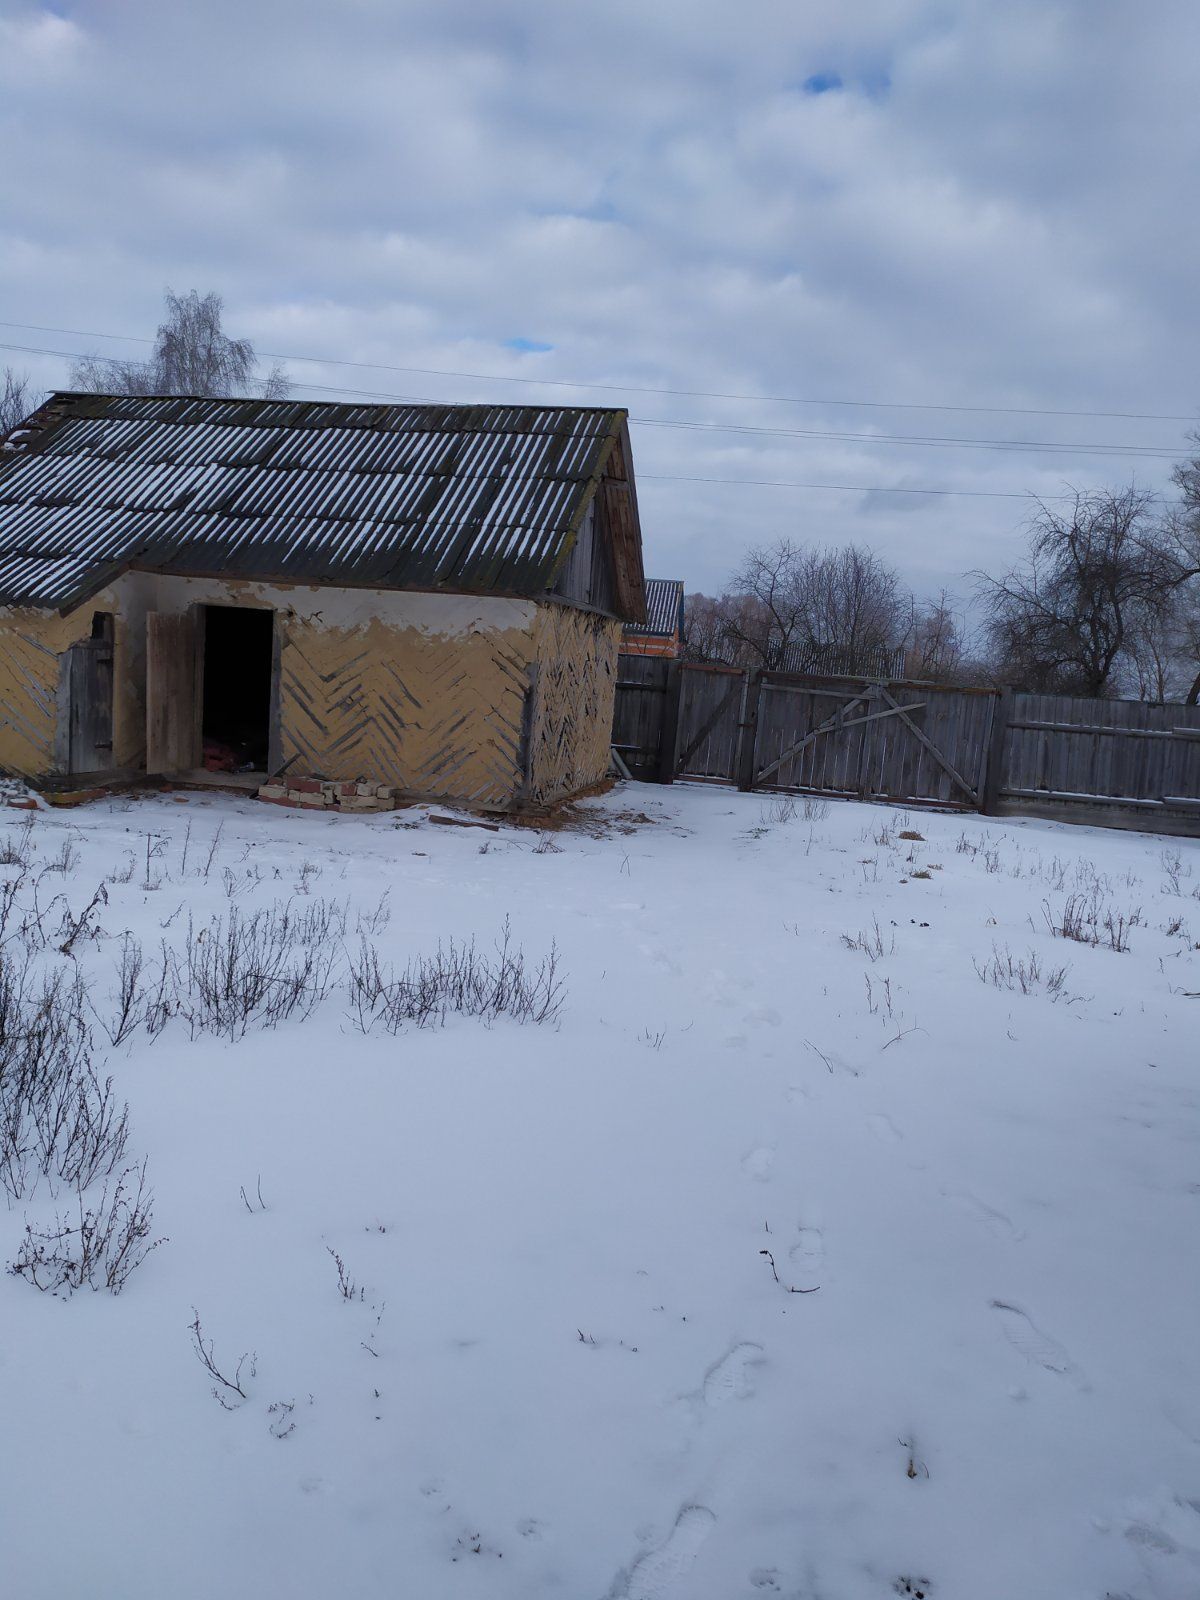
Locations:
348;919;563;1034
10;1162;163;1295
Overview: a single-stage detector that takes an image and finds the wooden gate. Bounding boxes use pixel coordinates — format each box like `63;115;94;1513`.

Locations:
611;662;996;804
746;675;998;809
612;659;747;782
611;655;671;778
673;664;745;782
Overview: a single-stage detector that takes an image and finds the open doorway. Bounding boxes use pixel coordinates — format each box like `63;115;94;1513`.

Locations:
201;605;274;774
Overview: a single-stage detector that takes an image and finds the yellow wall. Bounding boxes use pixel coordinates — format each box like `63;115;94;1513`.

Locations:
526;605;621;805
0;577;619;808
276;605;537;806
0;597;126;779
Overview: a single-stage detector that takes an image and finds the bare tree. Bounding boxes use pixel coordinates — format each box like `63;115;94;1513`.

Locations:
722;539;910;670
1120;572;1200;704
1169;436;1200;570
799;544;909;663
977;487;1171;697
70;289;289;400
682;592;770;666
1177;600;1200;706
722;539;811;668
1122;596;1180;703
905;590;969;682
0;368;37;440
680;593;728;663
1163;443;1200;702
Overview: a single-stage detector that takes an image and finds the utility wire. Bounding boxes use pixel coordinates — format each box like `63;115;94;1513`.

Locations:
1;318;1195;425
7;336;1178;460
637;472;1064;500
282;375;1182;459
0;336;1165;501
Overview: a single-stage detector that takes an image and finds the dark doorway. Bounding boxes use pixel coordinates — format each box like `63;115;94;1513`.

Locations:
201;606;274;773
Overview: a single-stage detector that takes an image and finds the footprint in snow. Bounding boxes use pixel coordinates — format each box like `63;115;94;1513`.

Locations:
788;1227;824;1291
741;1145;775;1181
1122;1491;1200;1588
867;1112;903;1143
991;1302;1086;1386
611;1505;717;1599
702;1342;764;1407
943;1188;1022;1242
749;1567;785;1590
1163;1398;1200;1444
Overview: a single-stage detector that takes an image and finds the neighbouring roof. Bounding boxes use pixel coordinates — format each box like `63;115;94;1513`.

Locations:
0;393;646;618
624;577;683;638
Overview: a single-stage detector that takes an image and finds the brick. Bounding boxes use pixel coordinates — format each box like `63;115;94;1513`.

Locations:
257;783;288;801
337;795;387;812
44;787;108;808
5;797;37;810
333;781;359;798
291;794;331;809
289;777;324;795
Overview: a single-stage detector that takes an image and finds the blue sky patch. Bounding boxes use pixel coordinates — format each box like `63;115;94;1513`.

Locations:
504;337;554;354
802;72;844;95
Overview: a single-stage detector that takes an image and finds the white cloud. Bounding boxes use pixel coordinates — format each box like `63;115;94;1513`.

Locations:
0;0;1196;600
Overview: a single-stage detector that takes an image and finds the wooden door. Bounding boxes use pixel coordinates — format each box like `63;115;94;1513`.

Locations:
146;611;202;774
67;626;115;774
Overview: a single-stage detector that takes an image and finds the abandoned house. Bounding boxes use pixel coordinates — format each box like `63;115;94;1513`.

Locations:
0;393;647;810
621;578;685;659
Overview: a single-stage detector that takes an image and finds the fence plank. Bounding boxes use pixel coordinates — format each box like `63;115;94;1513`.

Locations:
610;664;1200;833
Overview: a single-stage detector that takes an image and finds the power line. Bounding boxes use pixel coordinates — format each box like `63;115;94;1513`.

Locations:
9;336;1179;461
282;375;1182;459
629;417;1178;460
638;472;1071;501
1;317;1196;425
0;336;1165;502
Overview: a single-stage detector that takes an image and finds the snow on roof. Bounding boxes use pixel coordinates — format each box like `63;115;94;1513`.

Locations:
0;394;637;614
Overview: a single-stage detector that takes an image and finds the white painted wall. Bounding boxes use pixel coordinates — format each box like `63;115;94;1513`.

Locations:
126;575;537;638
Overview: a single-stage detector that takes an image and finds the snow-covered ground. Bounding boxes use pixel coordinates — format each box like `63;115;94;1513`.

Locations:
1;782;1198;1600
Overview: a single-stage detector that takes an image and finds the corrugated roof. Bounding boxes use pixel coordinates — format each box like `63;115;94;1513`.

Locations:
624;577;683;638
774;640;907;678
0;393;641;614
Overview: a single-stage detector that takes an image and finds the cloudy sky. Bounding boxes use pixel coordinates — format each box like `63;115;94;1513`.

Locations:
2;0;1198;604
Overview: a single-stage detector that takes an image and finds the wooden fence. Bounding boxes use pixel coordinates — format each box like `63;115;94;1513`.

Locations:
612;657;1200;834
996;692;1200;829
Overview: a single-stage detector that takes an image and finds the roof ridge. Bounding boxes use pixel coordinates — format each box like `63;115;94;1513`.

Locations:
47;390;627;418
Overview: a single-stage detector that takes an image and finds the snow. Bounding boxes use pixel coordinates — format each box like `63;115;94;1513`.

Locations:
1;783;1198;1600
